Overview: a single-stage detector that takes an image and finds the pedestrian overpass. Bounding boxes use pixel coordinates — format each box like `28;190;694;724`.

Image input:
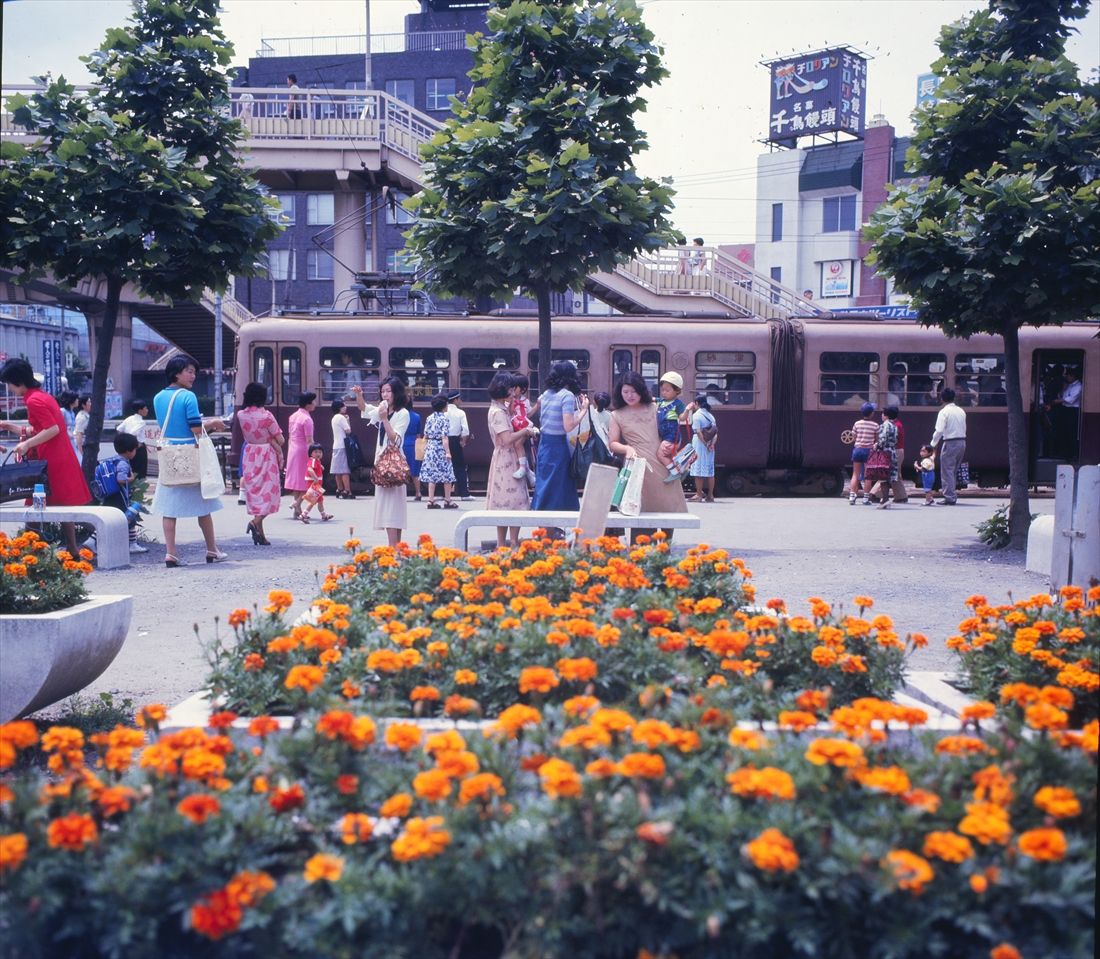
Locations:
0;84;821;374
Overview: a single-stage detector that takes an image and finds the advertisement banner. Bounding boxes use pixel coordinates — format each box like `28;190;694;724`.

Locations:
821;260;853;298
42;339;62;396
767;47;867;144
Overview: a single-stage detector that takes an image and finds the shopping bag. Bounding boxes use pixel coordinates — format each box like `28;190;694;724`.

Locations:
610;459;633;509
199;432;224;499
956;461;970;489
0;450;48;502
414;435;427;461
345;435;365;471
619;457;648;517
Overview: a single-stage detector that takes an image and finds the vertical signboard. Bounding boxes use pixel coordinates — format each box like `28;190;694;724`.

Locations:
768;47;868;144
821;260;853;298
916;73;943;108
42;339;62;396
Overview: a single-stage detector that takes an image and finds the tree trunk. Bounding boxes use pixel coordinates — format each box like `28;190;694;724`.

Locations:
82;275;123;489
1001;319;1031;550
535;283;552;393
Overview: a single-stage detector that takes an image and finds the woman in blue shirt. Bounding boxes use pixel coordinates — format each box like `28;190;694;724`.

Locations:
151;354;229;567
531;360;589;512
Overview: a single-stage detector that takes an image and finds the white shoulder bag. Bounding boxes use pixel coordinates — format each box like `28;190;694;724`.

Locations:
156;390;201;487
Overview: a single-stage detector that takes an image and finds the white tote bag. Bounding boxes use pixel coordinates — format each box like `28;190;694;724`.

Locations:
619;456;648;517
155;391;201;487
198;431;224;499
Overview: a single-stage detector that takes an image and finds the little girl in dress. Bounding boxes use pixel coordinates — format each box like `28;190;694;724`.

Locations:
299;443;334;523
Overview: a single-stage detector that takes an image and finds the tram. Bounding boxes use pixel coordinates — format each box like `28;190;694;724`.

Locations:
232;311;1098;495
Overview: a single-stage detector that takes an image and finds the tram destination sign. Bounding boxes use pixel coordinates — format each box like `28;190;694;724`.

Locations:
766;46;868;146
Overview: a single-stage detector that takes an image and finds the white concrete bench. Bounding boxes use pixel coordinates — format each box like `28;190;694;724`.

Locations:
0;505;129;569
453;509;701;550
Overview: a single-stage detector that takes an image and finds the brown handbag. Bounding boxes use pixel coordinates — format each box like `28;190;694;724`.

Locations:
371;443;410;488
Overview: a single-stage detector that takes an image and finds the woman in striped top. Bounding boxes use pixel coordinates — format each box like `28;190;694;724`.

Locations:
848;402;879;504
531;360;589;512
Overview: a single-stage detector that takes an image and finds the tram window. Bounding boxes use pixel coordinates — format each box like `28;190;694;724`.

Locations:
887;352;947;407
640;350;663;393
390;347;450;398
280;346;302;407
612;350;633;381
252;347;274;405
528;349;590;393
318;347;381;402
819;352;878;407
695;352;756;405
458;348;520;402
954;354;1006;407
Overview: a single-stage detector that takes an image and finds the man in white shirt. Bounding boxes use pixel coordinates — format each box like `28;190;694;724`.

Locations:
446;392;472;499
1053;369;1082;458
116;399;149;478
931;388;967;505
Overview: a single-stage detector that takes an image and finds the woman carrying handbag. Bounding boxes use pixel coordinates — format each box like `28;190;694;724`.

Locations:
353;378;410;547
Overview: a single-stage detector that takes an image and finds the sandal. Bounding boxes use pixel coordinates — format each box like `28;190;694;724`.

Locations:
443;501;459;509
320;512;334;522
299;514;311;524
165;553;185;568
426;501;441;509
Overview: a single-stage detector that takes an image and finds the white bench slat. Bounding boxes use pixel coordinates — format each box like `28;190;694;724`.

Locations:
453;509;700;550
0;505;130;569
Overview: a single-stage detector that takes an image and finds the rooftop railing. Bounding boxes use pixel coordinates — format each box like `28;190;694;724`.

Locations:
255;30;469;59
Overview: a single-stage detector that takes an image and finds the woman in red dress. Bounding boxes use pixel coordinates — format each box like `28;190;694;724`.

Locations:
1;358;92;554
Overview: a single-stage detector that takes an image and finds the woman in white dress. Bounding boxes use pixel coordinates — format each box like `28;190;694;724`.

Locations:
353;377;409;547
688;393;718;503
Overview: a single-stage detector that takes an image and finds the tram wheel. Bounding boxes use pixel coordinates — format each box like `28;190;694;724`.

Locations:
723;472;747;496
820;471;843;496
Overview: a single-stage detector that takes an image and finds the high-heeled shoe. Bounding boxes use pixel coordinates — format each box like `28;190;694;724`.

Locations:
247;521;260;545
165;554;185;568
206;550;229;564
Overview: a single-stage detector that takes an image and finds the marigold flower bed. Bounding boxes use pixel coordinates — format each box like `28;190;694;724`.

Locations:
0;538;1096;958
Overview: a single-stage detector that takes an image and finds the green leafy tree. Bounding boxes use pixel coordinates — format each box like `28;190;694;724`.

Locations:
0;0;280;482
866;0;1100;548
404;0;679;388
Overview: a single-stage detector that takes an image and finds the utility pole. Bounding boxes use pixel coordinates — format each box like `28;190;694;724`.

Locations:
364;0;372;91
213;293;223;416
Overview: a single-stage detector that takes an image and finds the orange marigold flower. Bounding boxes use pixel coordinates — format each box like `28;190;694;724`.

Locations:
538;757;583;798
563;694;600;717
225;870;275;908
457;772;506;807
636;821;674;846
591;708;636;734
902;788;942;813
304;852;344;883
413;769;453;802
242;653;265;672
745;828;799;873
97;785;137;818
227;608;250;628
728;728;768;750
340;813;374;845
804;738;865;768
883;849;934;894
1033;786;1081;819
990;945;1021;959
269;783;306;813
46;812;98;851
778;710;819;732
491;703;542;737
190;888;242;940
811;645;839;667
556;657;598;682
617;752;666;779
518;666;560;695
853;595;874;610
248;716;281;738
443;695;479;717
391;815;452;862
852;765;911;796
972;765;1015;806
960;701;997;724
1017;827;1067;861
970;874;989;894
921;831;974;863
0;720;38;750
177;793;221;824
999;682;1040;707
265;589;293;613
585;758;618;778
284;664;325;693
1024;702;1069;731
335;774;359;795
454;669;478;686
379;793;414;819
934;736;991;756
0;833;28;874
208;710;238;730
385;723;423;752
727;766;796;801
958;802;1012;845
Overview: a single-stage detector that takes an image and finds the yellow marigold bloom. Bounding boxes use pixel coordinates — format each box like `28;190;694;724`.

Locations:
538;757;583;799
852;765;911;796
264;589;293;613
617;752;667;779
921;831;975;863
958;802;1013;846
745;828;799;873
284;664;325;693
1033;786;1081;819
412;769;452;802
454;669;478;686
304;852;344;883
727;766;796;801
804;738;865;768
1017;827;1067;861
0;833;28;874
491;703;542;737
457;773;505;806
380;793;413;819
556;657;598;682
518;666;560;694
391;816;452;862
883;849;934;894
385;723;423;753
46;813;98;851
728;728;768;751
340;813;374;845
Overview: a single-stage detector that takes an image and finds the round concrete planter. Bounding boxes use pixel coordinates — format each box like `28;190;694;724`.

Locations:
0;594;133;722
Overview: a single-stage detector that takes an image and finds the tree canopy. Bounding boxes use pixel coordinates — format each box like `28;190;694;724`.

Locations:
404;0;679;386
865;0;1100;546
0;0;280;477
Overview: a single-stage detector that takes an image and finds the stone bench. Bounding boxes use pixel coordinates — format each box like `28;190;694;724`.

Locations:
453;509;701;550
0;505;129;569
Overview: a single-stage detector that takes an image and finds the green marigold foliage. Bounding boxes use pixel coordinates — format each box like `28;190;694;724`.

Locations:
0;528;89;614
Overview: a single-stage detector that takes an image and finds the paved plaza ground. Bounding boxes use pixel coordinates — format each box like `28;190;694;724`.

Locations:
55;489;1056;714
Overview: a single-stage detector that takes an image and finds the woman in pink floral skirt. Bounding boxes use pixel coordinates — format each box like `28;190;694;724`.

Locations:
237;382;284;545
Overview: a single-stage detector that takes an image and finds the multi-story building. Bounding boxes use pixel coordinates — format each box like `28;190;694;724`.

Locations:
753;116;915;309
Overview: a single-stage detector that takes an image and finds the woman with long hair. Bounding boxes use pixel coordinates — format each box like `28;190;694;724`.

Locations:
0;359;91;555
355;377;410;547
687;393;718;503
608;370;687;537
329;398;354;500
149;354;229;567
284;391;317;518
485;372;535;549
237;382;284;545
531;360;589;512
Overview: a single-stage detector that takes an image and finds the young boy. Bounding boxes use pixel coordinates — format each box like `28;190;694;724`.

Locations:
299;442;334;523
655;371;687;472
116;399;150;478
509;373;538;484
914;445;937;506
96;432;147;553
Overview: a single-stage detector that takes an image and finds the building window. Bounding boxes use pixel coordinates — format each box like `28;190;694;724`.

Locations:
769;266;782;303
386;190;415;225
771;203;783;242
385;79;414;106
822;195;857;233
819;351;879;407
275;194;295;226
268;249;295;281
306;194;334;226
426;78;456;111
695;351;755;406
307;249;334;281
344;81;367;117
385;249;416;273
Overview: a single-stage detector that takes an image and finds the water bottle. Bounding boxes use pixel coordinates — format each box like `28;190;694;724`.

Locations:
32;483;47;512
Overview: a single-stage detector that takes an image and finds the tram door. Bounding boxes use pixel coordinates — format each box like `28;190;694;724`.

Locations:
250;341;306;407
610;345;666;396
1031;348;1084;478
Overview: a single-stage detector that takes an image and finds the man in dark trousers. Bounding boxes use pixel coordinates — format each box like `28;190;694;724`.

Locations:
446;392;471;499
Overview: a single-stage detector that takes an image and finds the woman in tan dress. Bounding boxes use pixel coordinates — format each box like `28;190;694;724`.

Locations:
608;370;687;538
485;373;535;549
